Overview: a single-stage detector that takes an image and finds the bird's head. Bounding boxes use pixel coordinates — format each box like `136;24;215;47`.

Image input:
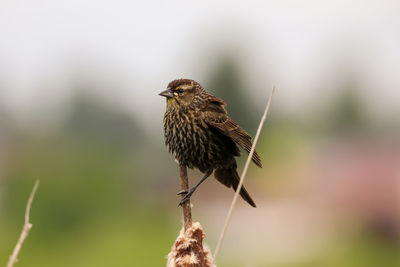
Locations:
159;79;203;108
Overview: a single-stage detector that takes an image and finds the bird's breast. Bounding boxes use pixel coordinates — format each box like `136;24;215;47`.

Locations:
163;110;210;169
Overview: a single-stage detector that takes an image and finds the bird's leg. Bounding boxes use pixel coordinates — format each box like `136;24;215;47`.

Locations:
178;169;213;206
177;169;213;195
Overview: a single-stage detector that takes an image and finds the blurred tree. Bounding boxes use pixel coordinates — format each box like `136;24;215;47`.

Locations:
328;78;368;134
0;88;14;135
205;56;257;131
65;91;144;153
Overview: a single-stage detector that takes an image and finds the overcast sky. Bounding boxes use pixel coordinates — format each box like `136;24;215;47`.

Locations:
1;0;399;127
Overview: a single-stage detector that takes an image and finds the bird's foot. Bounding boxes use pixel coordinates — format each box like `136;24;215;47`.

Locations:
178;188;195;207
176;190;188;195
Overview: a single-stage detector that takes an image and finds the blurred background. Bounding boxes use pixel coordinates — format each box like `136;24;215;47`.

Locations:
1;1;399;266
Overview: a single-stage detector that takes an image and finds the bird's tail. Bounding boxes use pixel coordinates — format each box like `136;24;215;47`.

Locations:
214;167;256;207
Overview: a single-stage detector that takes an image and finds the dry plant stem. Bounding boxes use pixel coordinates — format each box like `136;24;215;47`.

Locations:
179;164;192;231
213;87;275;260
7;180;40;267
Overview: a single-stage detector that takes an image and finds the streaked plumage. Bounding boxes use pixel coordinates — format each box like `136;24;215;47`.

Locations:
159;78;262;207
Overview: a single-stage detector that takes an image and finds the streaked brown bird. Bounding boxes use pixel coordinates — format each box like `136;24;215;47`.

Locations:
159;79;262;207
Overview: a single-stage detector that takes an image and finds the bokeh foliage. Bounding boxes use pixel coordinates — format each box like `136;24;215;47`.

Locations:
1;60;399;266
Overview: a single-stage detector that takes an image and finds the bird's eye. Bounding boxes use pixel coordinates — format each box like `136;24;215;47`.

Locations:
176;89;184;94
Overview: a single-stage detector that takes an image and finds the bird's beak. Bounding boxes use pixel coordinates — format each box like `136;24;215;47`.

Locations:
159;88;174;98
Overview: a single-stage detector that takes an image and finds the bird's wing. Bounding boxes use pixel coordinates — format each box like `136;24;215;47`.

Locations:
202;95;263;168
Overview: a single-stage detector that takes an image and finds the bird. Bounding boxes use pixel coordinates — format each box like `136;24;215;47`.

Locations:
159;78;262;207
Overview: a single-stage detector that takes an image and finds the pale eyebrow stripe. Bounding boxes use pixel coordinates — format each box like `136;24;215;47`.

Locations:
180;84;193;90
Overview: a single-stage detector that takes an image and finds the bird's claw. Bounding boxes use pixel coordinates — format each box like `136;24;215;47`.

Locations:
177;190;188;195
177;190;194;207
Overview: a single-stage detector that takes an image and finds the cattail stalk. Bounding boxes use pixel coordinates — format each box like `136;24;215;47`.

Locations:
167;165;215;266
179;164;192;231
